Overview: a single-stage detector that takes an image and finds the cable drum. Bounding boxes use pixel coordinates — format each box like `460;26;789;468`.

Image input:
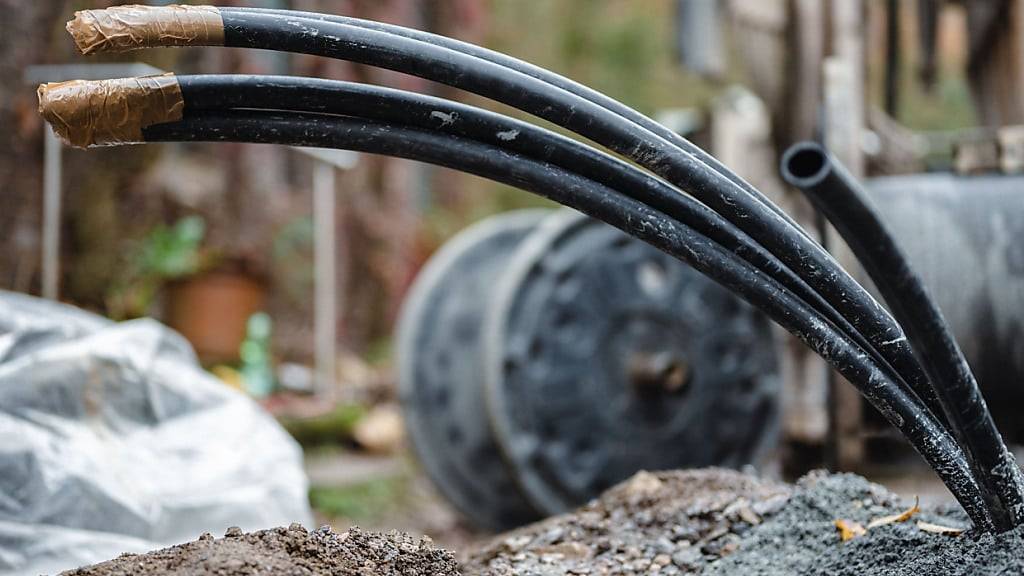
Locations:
396;209;550;531
483;209;781;515
865;174;1024;438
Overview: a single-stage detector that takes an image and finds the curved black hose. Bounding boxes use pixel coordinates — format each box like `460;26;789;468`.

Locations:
208;10;941;455
225;6;808;238
781;142;1024;530
141;109;992;529
76;3;1003;525
177;74;896;385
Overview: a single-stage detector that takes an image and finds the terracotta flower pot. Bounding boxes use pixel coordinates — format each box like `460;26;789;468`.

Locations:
165;271;266;364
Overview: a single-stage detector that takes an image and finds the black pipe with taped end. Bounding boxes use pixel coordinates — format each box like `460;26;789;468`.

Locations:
216;9;942;451
52;4;1016;530
67;6;946;468
36;72;933;447
781;141;1024;531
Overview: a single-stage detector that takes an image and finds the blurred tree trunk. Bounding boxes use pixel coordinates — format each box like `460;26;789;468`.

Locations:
967;0;1024;127
0;0;69;292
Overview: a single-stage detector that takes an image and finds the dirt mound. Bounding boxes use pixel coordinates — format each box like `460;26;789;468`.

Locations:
464;468;791;575
58;524;459;576
55;468;1024;575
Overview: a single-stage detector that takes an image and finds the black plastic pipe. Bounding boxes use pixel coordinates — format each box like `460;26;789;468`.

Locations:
206;10;943;440
70;6;941;452
61;5;1010;528
781;142;1024;530
139;109;992;530
177;73;903;388
224;6;808;239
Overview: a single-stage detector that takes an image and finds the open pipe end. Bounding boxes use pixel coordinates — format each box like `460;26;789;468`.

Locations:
37;74;183;148
780;141;832;189
67;5;224;55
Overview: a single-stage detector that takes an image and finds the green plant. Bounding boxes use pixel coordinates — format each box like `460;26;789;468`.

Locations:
308;476;408;522
278;403;368;447
307;475;407;520
107;215;211;319
137;215;207;278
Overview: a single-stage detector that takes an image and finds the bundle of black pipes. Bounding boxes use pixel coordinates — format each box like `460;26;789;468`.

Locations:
40;4;1023;532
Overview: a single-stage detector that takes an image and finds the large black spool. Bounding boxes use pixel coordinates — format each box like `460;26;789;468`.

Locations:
866;174;1024;439
396;210;549;531
398;208;780;530
484;209;780;515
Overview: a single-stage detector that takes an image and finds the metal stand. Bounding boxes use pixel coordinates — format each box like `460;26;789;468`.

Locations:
294;147;358;398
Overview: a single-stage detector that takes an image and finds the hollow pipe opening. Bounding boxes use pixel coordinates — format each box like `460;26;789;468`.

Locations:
780;142;830;188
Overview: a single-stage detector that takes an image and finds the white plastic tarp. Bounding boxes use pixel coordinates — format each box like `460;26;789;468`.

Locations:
0;291;312;575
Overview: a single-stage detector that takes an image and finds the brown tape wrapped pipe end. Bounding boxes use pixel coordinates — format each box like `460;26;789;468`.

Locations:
67;4;224;54
37;74;184;149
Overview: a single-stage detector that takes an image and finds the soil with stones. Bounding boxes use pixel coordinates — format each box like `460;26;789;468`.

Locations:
464;468;791;575
58;524;458;576
466;468;1024;576
56;468;1024;575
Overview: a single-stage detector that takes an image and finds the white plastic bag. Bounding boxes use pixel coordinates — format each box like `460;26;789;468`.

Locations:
0;291;312;575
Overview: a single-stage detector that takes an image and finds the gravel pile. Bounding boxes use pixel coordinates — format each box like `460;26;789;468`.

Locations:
469;469;1024;576
464;468;791;575
710;471;1024;576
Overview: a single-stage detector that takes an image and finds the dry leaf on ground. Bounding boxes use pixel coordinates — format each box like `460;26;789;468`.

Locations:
834;519;867;541
916;520;964;536
867;496;920;529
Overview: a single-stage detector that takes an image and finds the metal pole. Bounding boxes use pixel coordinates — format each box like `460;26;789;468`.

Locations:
42;126;62;300
313;160;337;398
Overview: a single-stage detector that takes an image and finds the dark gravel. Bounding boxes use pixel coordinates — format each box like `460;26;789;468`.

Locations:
468;469;1024;575
710;471;1024;576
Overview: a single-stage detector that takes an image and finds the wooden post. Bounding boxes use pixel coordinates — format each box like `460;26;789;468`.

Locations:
823;0;867;471
969;0;1024;127
788;0;826;143
728;0;832;450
